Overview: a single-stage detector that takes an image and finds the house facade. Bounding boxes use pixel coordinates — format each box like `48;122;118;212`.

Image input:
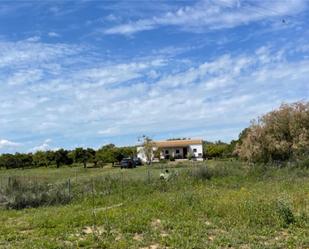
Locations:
137;139;204;162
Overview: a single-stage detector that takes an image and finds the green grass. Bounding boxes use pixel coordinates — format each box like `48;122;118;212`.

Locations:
0;161;309;248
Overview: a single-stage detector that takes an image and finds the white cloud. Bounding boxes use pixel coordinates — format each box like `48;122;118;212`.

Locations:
6;69;43;86
104;0;307;35
0;38;308;151
48;32;60;37
0;139;20;149
31;143;50;152
26;36;41;42
30;139;53;152
0;40;80;68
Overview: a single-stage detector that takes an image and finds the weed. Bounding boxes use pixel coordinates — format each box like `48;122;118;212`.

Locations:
276;198;295;227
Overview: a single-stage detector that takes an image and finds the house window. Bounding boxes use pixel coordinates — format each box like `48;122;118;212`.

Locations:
193;148;197;153
176;149;180;154
165;150;169;154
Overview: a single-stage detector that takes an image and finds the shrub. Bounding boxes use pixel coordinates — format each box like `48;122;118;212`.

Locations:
276;198;295;227
236;102;309;164
1;178;70;209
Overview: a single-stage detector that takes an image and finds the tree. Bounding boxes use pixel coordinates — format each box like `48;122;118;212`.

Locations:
33;151;49;167
96;144;117;166
54;149;72;168
153;146;162;160
46;150;55;166
17;153;33;169
72;147;94;168
236;102;309;164
0;154;17;169
142;136;155;164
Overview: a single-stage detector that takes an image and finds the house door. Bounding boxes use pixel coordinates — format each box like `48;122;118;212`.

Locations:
183;147;187;158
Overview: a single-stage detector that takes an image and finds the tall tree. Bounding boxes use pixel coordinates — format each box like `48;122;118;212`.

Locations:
236;102;309;163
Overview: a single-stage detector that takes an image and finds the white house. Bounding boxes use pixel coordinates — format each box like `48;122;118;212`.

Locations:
137;139;204;162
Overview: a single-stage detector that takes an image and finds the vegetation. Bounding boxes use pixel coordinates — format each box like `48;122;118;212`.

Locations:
1;101;309;247
0;161;309;248
203;140;237;159
0;145;136;170
236;102;309;164
140;136;156;164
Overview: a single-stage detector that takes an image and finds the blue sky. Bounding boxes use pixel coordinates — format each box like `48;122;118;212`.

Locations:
0;0;309;153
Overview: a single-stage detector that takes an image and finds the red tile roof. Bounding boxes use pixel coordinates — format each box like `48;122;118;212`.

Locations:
153;139;203;148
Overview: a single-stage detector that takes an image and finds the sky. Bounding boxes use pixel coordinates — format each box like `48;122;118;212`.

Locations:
0;0;309;153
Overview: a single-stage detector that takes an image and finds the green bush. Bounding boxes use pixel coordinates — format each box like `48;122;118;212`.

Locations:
276;198;295;227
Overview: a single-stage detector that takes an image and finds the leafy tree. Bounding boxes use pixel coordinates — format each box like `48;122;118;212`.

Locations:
17;153;33;169
33;151;49;167
72;147;94;168
54;149;72;168
96;144;117;166
0;154;17;169
46;150;55;166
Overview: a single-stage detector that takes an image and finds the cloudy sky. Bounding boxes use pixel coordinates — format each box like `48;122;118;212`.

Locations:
0;0;309;153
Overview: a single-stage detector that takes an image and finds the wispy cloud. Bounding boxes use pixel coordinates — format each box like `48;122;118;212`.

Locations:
0;0;308;153
1;33;309;152
0;139;20;149
104;0;307;35
48;32;60;38
0;39;80;69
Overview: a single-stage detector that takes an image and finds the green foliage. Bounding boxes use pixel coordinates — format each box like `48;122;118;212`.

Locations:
96;144;117;165
0;145;136;170
0;153;32;169
0;161;309;248
276;198;295;227
54;149;72;168
203;140;237;159
72;148;95;168
33;151;49;167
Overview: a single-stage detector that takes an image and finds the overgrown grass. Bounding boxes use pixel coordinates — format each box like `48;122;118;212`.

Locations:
0;160;309;248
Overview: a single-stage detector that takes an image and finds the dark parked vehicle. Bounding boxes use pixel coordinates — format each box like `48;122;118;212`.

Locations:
120;158;136;168
133;157;143;166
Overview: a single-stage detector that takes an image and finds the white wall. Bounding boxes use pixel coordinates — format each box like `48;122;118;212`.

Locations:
137;144;203;161
137;146;157;162
161;148;183;158
189;144;203;159
137;146;147;162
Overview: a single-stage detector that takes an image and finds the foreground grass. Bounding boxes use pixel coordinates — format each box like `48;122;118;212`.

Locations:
0;161;309;248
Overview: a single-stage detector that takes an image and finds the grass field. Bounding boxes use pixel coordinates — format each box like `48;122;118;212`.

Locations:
0;160;309;249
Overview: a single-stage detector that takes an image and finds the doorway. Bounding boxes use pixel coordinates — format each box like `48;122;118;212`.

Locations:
183;147;188;158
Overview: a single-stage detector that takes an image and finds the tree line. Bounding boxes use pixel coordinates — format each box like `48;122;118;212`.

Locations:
0;144;136;170
2;101;307;169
